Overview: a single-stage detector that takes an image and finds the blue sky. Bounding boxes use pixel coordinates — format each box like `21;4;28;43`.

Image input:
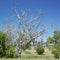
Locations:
0;0;60;41
0;0;60;28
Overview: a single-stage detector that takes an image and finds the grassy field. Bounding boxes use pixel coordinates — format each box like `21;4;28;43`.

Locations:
0;47;60;60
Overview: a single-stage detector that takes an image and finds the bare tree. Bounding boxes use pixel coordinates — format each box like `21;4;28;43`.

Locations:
11;8;48;57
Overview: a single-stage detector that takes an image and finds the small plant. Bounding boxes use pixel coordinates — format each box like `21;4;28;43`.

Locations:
36;46;44;55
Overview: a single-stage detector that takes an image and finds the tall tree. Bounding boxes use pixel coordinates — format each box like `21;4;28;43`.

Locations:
11;8;48;57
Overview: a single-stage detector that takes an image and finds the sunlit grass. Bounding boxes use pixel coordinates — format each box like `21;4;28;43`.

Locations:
0;58;59;60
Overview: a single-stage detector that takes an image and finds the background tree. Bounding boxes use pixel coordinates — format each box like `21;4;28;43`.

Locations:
47;37;53;43
47;30;60;58
4;24;17;45
53;30;60;47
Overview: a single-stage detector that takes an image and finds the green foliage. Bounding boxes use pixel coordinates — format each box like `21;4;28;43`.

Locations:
5;45;16;58
47;30;60;58
0;30;17;58
36;46;44;55
52;49;56;54
0;31;6;57
47;37;53;43
0;45;3;57
52;49;59;58
53;31;60;40
47;30;60;46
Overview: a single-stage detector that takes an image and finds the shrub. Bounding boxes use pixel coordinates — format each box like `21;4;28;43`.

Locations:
5;45;16;58
52;49;59;58
36;46;44;55
0;45;3;57
0;31;6;57
52;49;56;54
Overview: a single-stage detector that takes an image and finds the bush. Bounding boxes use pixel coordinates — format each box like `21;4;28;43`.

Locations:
36;46;44;55
52;49;56;54
5;45;16;58
0;45;3;57
0;31;6;57
52;49;59;58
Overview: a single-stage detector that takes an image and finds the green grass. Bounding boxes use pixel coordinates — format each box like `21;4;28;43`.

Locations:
0;58;59;60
